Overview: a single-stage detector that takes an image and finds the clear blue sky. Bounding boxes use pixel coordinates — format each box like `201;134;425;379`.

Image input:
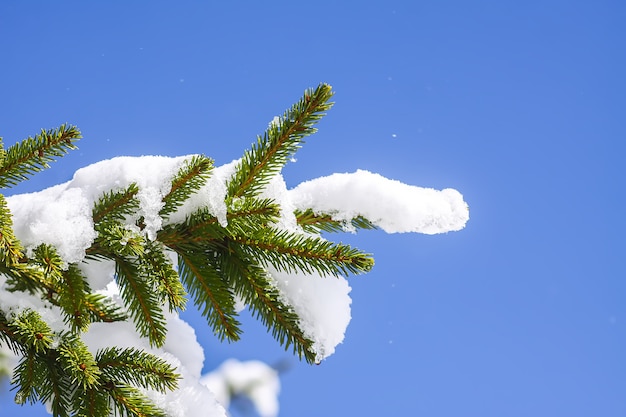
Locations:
1;2;625;416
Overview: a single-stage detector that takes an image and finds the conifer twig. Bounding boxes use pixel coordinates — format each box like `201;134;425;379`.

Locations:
0;124;81;188
295;209;378;234
227;83;334;198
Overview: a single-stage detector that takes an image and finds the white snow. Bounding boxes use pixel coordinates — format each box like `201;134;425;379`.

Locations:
290;169;469;234
165;159;237;227
268;267;352;363
259;173;300;232
0;154;468;416
200;359;280;417
77;258;117;291
7;184;97;264
0;275;69;335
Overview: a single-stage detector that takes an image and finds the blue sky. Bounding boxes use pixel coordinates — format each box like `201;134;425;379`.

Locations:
1;1;625;416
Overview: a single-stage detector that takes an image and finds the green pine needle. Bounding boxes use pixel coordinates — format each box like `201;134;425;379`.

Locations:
58;265;91;332
229;226;374;277
0;312;25;355
73;387;111;417
96;346;179;393
0;194;25;266
160;155;213;218
92;224;146;259
227;83;334;198
12;352;41;405
114;258;168;347
295;209;378;234
83;293;128;323
92;183;140;224
177;250;242;341
58;336;100;389
0;124;81;189
218;247;317;363
11;310;54;353
108;384;169;417
144;241;187;312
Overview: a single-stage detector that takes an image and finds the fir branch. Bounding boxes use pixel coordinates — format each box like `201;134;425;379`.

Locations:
11;310;54;353
57;265;91;332
12;349;74;416
0;195;48;293
229;226;374;277
31;244;64;282
0;312;24;354
157;209;222;247
92;183;140;224
58;336;100;390
31;246;92;332
143;241;187;312
0;124;81;188
160;154;213;218
0;193;25;265
31;245;128;330
91;224;146;259
227;83;334;198
82;293;128;323
114;257;168;347
0;206;47;294
0;216;49;293
0;85;411;416
73;387;111;417
96;346;179;393
177;249;241;341
182;206;229;239
108;384;168;417
218;245;317;363
0;262;47;295
295;208;378;234
12;351;41;405
227;197;281;226
159;198;277;251
0;137;4;166
158;197;277;249
87;225;175;342
38;354;73;417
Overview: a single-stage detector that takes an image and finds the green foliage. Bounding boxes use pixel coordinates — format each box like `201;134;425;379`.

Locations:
0;84;379;416
6;315;178;417
177;247;242;342
96;346;178;392
227;83;334;198
0;124;80;188
296;208;378;234
160;155;213;218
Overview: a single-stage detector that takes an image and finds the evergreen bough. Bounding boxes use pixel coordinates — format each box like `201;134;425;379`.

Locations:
0;84;382;416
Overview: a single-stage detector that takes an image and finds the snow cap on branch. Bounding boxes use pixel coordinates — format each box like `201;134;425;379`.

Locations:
268;267;351;363
290;169;469;234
